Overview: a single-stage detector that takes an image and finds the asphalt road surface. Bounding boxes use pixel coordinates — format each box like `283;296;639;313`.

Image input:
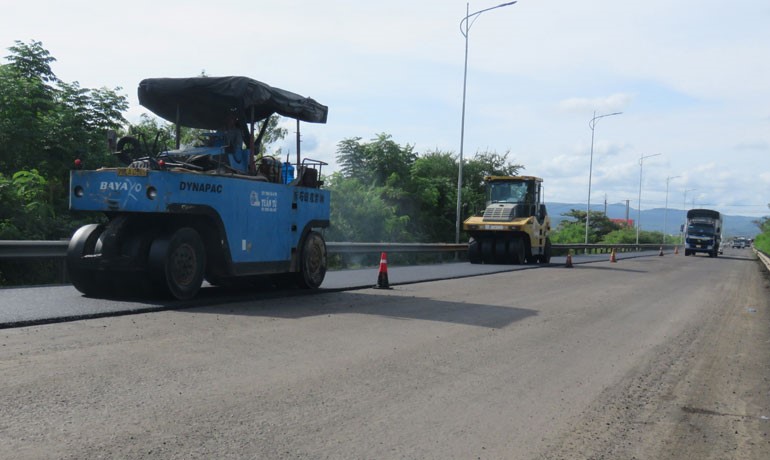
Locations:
0;250;655;328
1;247;768;459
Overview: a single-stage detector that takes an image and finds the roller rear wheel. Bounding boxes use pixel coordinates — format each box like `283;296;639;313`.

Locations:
67;224;112;297
481;239;495;264
508;239;525;264
149;227;206;300
296;231;327;289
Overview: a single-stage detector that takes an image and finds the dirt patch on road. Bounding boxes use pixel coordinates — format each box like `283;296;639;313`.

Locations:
541;259;770;460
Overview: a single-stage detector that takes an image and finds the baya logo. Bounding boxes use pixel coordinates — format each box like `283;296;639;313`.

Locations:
100;181;141;192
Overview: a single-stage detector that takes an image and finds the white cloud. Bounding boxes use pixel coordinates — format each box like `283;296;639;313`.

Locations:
2;0;769;217
558;94;634;114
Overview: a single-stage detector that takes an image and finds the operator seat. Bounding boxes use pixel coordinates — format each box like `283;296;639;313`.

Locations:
290;167;319;188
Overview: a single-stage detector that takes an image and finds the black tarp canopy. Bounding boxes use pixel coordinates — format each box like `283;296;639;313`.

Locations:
137;76;328;129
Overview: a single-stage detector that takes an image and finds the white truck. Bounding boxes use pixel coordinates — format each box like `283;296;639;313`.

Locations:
684;209;722;257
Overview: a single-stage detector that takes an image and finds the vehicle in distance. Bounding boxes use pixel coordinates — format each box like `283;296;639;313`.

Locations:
67;76;330;300
463;175;551;265
732;237;749;249
684;209;722;257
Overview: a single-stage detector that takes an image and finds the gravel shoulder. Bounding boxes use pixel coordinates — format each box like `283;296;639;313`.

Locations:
540;254;770;459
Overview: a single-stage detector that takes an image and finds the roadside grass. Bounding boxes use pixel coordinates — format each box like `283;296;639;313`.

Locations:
755;232;770;255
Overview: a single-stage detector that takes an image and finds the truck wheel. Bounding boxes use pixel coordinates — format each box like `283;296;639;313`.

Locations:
468;239;481;264
508;239;525;264
296;231;327;289
539;238;552;264
118;230;158;297
494;239;508;264
67;224;111;297
481;239;495;264
149;227;206;300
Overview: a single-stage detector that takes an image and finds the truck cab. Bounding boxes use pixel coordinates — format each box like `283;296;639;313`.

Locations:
684;208;722;257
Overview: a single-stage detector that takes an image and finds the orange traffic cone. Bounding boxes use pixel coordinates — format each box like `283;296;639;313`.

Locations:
374;252;392;289
565;252;574;268
610;248;617;263
674;246;679;255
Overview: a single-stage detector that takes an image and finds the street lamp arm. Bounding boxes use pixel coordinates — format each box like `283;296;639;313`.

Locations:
460;1;518;36
639;152;662;166
588;111;623;130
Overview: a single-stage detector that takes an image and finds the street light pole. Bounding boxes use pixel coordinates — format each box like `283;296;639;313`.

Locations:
682;188;696;244
636;153;662;244
585;111;622;244
455;1;517;244
663;175;681;244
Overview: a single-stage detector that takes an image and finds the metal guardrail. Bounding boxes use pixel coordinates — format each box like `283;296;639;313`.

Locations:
0;240;679;287
755;247;770;272
0;240;676;259
0;240;70;258
327;242;468;254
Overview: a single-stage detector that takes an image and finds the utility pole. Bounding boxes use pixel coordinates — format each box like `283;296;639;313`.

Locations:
625;200;630;226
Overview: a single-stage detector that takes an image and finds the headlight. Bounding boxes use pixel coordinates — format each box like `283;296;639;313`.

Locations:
73;186;84;198
146;186;157;200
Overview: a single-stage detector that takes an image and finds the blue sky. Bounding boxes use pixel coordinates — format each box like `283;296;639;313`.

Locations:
3;0;769;216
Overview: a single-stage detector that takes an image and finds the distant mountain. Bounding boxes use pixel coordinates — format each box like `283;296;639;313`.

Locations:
546;202;761;238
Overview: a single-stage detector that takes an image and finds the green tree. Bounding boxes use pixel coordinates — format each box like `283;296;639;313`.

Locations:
325;172;410;242
602;228;665;245
333;137;525;243
601;227;637;244
549;222;585;244
1;41;128;179
0;45;55;174
554;209;620;243
123;113;177;156
407;151;458;241
0;169;53;239
5;40;56;82
333;134;418;242
0;40;129;241
461;150;523;218
336;133;417;189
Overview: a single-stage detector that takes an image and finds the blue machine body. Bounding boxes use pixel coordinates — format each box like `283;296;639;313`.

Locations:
67;76;331;299
70;168;329;267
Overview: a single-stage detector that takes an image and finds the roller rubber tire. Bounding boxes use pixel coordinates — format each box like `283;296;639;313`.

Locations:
149;227;206;300
296;231;327;289
481;239;495;264
67;224;112;297
508;239;525;264
494;239;508;264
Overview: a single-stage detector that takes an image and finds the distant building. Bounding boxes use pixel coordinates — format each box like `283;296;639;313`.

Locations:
610;218;634;228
